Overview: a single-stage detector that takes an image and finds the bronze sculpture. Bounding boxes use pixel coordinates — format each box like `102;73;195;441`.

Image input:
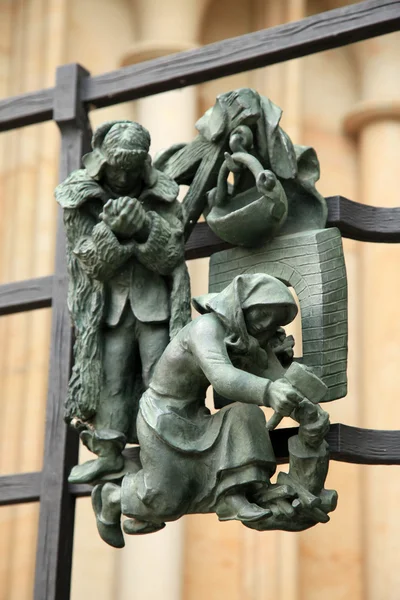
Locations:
91;274;335;548
56;90;345;547
55;120;191;483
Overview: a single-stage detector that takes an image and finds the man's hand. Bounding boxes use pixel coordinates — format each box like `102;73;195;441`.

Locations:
101;196;147;239
266;379;302;417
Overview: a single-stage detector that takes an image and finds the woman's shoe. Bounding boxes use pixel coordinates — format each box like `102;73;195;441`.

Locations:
123;518;166;535
92;484;125;548
216;494;272;523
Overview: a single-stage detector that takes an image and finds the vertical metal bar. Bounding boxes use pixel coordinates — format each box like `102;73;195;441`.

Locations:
34;63;92;600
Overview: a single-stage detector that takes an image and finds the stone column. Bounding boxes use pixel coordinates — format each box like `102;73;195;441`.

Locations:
244;1;305;597
0;0;137;597
343;32;400;600
121;0;208;154
299;33;363;599
65;1;137;599
183;1;308;598
120;40;198;156
0;1;70;598
116;3;208;600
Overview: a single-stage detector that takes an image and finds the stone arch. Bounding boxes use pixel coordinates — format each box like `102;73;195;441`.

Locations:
209;228;347;402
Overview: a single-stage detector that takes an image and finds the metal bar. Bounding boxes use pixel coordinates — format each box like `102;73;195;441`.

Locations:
0;195;397;318
185;196;400;260
69;423;400;500
68;483;93;499
0;194;396;313
0;472;41;506
0;88;54;132
185;223;230;261
3;422;400;508
1;1;400;131
328;424;400;465
272;423;400;466
326;195;400;243
83;0;400;108
0;276;53;316
33;64;92;600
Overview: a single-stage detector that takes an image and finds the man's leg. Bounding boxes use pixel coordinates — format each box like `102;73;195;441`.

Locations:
69;309;138;483
95;309;138;434
137;320;170;388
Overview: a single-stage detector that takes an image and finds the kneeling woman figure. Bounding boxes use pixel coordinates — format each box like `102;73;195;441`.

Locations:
93;273;303;547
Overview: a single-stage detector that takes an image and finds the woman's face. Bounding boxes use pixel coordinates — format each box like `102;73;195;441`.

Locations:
244;304;288;340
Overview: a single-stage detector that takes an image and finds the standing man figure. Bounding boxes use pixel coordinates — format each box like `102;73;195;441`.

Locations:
56;120;191;483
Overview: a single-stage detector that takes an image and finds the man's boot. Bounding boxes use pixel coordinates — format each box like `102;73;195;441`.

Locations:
68;429;126;484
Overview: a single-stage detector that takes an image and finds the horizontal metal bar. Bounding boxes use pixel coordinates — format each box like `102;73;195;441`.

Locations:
0;88;54;132
0;276;53;316
68;483;93;498
185;196;400;260
1;1;399;131
327;195;400;243
0;472;41;506
185;222;230;260
328;424;400;465
271;423;400;466
0;198;397;309
1;423;399;507
70;424;400;501
83;0;400;108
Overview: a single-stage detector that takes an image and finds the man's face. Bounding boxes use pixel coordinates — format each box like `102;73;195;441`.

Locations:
103;156;146;195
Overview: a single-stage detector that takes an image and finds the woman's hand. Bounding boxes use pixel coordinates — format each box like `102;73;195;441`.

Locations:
266;379;302;417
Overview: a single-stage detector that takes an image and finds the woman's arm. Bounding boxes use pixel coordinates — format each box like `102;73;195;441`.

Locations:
188;315;302;416
188;315;271;406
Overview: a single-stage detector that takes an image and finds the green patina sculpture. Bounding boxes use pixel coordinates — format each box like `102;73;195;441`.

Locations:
209;228;348;404
91;274;336;548
155;88;326;240
55;120;191;484
56;89;345;547
156;88;347;402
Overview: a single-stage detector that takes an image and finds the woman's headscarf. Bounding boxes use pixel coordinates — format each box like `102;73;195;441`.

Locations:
192;273;298;364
